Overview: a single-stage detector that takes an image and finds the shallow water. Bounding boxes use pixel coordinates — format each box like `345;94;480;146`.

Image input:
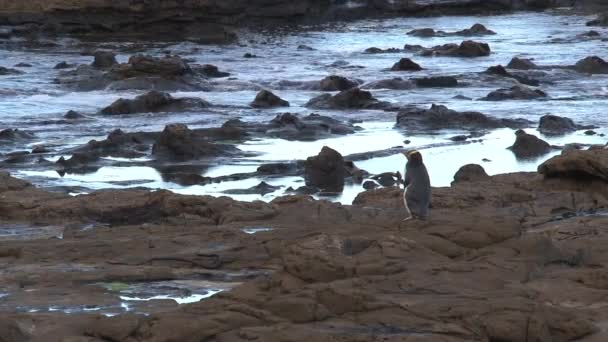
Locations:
1;11;607;203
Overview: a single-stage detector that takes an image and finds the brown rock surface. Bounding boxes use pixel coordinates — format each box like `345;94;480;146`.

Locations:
2;162;608;340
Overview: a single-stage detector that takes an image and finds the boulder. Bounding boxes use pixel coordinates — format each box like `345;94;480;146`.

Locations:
152;124;238;160
574;56;608;74
91;51;117;69
304;146;345;192
414;76;458;87
362;78;413;90
485;65;540;86
421;40;491;57
306;88;387;110
390;58;422;71
100;91;210;115
452;164;490;184
538;114;590;135
507;57;538;70
196;64;230;78
538;149;608;181
319;75;358;91
509;129;552;158
482;85;547;101
396;104;529;131
250;90;290;108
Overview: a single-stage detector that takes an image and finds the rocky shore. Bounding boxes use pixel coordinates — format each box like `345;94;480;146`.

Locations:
2;147;608;341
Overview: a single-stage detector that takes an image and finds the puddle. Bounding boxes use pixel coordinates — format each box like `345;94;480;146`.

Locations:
0;224;64;241
242;227;274;234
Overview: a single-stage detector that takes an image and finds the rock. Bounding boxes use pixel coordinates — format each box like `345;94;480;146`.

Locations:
120;54;192;77
453;95;472;100
585;130;597;135
243;53;257;58
587;13;608;26
414;76;458;87
0;128;34;141
574;56;608;74
364;47;401;54
509;129;552;158
319;75;358;91
306;87;388;110
297;45;315;51
152;124;239;160
390;58;422;71
507;57;538;70
257;163;299;175
408;24;495;37
450;135;469;141
482;85;547;101
0;66;23;75
304;146;345;192
54;61;74;69
250;90;289;108
362;78;413;90
196;64;230;78
223;182;281;195
538;114;589;135
91;51;117;69
452;164;490;184
421;40;491;57
14;63;32;68
64;110;86;119
403;44;425;52
396;104;530;131
31;145;50;154
407;28;436;37
100;91;210;115
539;149;608;181
485;65;540;86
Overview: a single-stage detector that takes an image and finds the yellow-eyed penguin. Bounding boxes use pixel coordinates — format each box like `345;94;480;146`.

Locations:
402;150;431;221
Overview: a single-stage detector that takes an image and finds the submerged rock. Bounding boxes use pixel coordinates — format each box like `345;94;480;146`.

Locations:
390;58;422;71
482;85;547;101
574;56;608;74
306;87;388;110
396;104;529;131
414;76;458;88
509;129;552;158
100;91;210;115
319;75;358;91
304;146;345;192
250;90;290;108
223;182;282;195
421;40;491;57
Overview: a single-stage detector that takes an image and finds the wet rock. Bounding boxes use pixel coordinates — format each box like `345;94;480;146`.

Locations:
585;130;597;135
450;135;469;141
407;27;436;37
152;124;239;160
507;57;538;70
509;129;552;158
91;51;117;69
403;44;425;52
390;58;422;71
306;87;388;110
587;13;608;26
421;40;491;57
14;62;32;68
408;24;495;37
31;145;50;154
250;90;290;108
319;75;358;91
482;85;547;101
297;45;315;51
362;78;413;90
117;54;192;78
414;76;458;87
257;163;299;175
485;65;540;86
56;152;100;169
100;91;210;115
243;53;257;58
452;164;490;184
538;114;590;135
64;110;86;119
574;56;608;74
71;129;156;159
453;94;472;100
304;146;345;192
539;149;608;181
454;23;496;36
54;61;74;69
285;185;319;195
223;182;282;195
396;104;529;131
364;47;401;54
0;128;33;142
0;66;23;75
195;64;230;78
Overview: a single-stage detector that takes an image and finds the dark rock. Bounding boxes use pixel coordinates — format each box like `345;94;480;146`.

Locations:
56;152;100;169
304;146;345;192
64;110;86;119
250;90;290;108
574;56;608;74
54;61;74;69
362;180;378;190
257;163;299;175
269;113;356;140
196;64;230;78
403;44;425;52
539;149;608;181
509;129;552;158
421;40;490;57
587;13;608;27
363;78;413;90
482;85;547;101
452;164;490;184
453;95;472;100
390;58;422;71
507;57;538;70
449;135;469;142
407;28;437;37
92;51;117;69
538;114;588;135
297;45;315;51
408;24;495;37
223;182;281;195
585;130;597;136
285;185;319;195
485;65;540;86
414;76;458;88
71;129;157;159
0;129;34;141
152;124;239;160
14;63;32;68
364;47;401;54
100;91;210;115
119;55;192;78
243;53;257;58
31;146;50;154
0;66;23;75
319;75;358;91
306;88;388;110
396;104;530;131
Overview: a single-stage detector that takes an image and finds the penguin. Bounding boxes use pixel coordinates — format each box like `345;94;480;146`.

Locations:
401;150;431;221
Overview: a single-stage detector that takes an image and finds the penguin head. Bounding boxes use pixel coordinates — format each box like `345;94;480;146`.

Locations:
402;150;423;165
